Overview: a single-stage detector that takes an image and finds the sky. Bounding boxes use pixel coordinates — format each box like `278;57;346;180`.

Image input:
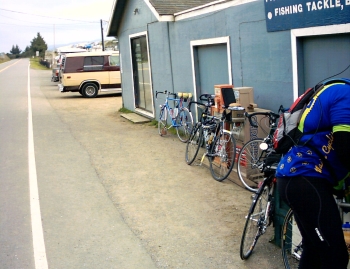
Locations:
0;0;116;53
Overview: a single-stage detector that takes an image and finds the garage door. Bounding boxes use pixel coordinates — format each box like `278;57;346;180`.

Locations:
298;34;350;94
195;44;230;95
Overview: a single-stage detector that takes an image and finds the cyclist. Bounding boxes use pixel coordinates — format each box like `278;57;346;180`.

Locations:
276;78;350;269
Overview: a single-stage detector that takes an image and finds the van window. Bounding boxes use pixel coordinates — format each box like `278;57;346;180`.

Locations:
110;55;120;66
83;56;104;71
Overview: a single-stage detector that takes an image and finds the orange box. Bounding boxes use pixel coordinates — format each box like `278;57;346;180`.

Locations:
214;84;234;109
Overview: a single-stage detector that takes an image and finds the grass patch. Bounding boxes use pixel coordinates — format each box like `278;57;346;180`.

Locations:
149;120;158;127
30;57;50;70
0;59;10;64
118;107;133;113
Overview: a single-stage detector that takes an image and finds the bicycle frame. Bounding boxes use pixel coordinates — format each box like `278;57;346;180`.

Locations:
237;110;280;192
239;153;279;260
247;173;276;233
157;91;192;128
157;91;181;128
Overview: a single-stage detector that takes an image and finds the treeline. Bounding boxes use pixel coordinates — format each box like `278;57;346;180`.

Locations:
8;32;47;59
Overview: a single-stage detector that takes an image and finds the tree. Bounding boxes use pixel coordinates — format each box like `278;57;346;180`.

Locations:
30;33;47;58
21;46;32;58
10;44;21;55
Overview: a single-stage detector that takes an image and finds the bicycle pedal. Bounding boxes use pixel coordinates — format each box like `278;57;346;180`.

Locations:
161;129;167;135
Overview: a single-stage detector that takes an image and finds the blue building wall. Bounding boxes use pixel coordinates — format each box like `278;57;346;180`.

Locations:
117;0;294;115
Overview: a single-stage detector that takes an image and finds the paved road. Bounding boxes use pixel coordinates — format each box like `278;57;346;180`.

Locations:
0;59;156;269
0;58;283;269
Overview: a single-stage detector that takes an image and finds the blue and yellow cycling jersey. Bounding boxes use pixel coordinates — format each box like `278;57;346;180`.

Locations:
276;79;350;185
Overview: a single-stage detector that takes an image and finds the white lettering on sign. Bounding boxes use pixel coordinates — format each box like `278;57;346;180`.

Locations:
346;0;350;5
306;0;342;10
274;4;303;16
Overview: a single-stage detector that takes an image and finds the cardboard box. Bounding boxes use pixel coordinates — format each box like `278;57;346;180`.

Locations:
231;110;245;118
233;87;254;110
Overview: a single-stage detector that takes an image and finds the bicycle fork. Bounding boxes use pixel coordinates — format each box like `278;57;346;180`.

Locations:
246;183;275;236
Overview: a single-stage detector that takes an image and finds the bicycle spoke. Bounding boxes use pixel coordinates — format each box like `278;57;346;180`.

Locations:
281;209;303;269
237;138;266;192
176;107;193;143
158;107;168;136
185;125;203;165
240;185;270;260
209;131;236;181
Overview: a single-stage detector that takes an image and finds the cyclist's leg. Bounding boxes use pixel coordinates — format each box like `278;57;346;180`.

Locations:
278;176;348;269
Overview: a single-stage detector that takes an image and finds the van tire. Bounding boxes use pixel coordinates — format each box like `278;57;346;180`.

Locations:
82;83;98;98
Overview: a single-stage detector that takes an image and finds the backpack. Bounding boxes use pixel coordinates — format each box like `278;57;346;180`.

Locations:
272;78;350;154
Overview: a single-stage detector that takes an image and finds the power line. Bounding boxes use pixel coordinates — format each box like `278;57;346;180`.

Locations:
0;21;99;30
0;13;97;26
0;8;97;23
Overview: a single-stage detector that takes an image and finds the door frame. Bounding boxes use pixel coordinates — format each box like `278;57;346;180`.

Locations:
190;36;232;102
291;23;350;100
129;31;154;118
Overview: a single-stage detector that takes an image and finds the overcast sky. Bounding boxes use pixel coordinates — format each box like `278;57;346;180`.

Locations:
0;0;116;53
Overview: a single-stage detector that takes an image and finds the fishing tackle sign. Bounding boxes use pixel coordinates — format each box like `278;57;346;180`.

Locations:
264;0;350;31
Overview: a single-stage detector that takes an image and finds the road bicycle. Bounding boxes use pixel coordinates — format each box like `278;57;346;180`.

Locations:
156;91;194;143
281;196;350;269
236;110;279;192
185;93;236;182
240;148;281;260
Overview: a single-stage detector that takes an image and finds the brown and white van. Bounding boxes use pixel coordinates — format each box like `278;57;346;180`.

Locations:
58;51;121;98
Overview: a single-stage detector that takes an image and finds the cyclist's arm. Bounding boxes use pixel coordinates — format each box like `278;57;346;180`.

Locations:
330;83;350;171
333;128;350;171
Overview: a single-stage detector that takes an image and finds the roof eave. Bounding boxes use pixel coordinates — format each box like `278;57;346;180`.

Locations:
107;0;127;37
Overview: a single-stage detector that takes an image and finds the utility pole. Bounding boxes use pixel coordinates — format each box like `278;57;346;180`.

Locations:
52;24;56;66
100;19;105;51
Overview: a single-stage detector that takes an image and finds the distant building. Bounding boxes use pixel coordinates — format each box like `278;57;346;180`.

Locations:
107;0;350;119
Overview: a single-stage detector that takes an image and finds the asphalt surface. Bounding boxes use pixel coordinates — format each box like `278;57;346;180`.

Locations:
1;59;285;268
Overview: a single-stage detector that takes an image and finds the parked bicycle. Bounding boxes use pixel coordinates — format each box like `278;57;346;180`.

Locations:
240;147;281;259
156;91;194;143
185;93;236;182
237;110;279;192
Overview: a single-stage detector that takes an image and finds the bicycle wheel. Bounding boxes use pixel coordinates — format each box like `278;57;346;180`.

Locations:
176;107;193;143
237;138;266;192
185;124;203;165
281;209;302;269
158;106;168;136
209;130;236;181
240;182;270;260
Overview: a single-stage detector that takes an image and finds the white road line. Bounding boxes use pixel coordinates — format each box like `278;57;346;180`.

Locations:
28;64;49;269
0;59;21;73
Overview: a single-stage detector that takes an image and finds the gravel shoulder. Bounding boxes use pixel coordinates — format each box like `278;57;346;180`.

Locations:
40;69;284;269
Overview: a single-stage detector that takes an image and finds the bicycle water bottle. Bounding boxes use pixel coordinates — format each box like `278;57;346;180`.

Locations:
342;222;350;254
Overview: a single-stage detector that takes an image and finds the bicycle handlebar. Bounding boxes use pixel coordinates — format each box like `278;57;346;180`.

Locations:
188;94;215;112
244;111;279;128
199;93;215;101
155;90;177;99
188;101;206;112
